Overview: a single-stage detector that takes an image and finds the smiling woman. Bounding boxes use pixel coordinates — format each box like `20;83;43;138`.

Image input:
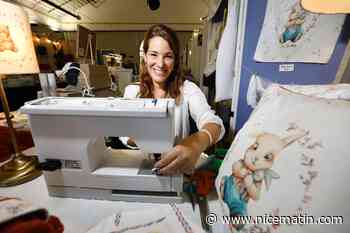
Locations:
139;24;182;102
123;24;225;175
144;36;175;94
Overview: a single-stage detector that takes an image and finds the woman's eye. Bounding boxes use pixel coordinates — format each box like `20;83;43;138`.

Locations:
252;143;258;150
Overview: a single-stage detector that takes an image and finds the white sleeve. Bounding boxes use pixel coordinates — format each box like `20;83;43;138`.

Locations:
123;84;140;98
184;81;225;142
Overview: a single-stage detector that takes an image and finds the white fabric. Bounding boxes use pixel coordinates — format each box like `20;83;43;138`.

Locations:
124;80;225;141
254;0;345;63
0;173;210;233
216;85;350;233
284;83;350;100
247;74;350;108
86;204;205;233
203;0;226;77
215;0;239;102
246;74;272;108
203;21;224;77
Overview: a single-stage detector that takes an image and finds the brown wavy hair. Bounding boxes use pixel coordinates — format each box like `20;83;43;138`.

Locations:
139;24;183;103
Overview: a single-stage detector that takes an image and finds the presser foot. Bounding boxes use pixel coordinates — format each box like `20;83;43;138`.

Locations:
0;153;42;187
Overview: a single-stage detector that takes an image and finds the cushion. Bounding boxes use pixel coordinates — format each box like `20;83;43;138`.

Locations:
247;74;350;108
216;85;350;233
282;83;350;100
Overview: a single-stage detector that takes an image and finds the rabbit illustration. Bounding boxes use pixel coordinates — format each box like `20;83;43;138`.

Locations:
280;2;306;45
220;130;307;231
0;24;17;52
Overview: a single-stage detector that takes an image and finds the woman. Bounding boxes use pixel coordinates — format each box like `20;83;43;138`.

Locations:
124;24;225;175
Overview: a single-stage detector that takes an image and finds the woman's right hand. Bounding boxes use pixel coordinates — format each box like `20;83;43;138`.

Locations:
154;142;201;175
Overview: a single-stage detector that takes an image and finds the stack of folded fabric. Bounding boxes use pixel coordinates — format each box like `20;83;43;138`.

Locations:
0;197;64;233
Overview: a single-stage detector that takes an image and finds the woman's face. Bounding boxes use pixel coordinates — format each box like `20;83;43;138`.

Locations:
144;36;175;88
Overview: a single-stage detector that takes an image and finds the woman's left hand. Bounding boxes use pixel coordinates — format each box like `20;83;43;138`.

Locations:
153;141;201;175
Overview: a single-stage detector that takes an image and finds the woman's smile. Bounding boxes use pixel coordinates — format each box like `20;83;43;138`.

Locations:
145;36;175;87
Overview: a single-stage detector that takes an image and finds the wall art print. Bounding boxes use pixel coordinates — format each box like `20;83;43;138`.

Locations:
254;0;345;63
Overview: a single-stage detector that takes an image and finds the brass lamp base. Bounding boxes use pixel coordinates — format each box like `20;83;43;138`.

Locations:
0;154;42;187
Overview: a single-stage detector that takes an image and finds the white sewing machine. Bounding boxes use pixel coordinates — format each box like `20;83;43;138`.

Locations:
20;97;183;203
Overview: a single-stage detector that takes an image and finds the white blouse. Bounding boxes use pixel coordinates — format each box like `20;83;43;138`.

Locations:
123;80;225;142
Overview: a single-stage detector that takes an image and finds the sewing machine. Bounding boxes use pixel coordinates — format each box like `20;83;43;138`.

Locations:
20;97;183;203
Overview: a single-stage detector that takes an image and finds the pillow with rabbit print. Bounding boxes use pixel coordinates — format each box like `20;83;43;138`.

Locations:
282;83;350;101
215;86;350;233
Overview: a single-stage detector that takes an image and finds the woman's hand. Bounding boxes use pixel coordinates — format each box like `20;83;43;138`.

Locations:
153;142;201;175
154;123;221;175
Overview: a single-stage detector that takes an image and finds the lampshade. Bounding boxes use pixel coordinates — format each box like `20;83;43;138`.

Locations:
0;0;39;75
0;1;41;187
301;0;350;14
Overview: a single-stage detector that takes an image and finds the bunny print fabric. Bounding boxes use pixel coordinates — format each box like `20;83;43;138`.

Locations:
215;86;350;233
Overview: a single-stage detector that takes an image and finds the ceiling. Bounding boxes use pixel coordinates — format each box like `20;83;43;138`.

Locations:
11;0;210;31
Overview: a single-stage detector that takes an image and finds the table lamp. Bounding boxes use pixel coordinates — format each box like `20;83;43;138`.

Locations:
301;0;350;14
0;0;42;186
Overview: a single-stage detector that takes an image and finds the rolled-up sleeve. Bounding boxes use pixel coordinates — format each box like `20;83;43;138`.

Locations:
184;81;225;142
